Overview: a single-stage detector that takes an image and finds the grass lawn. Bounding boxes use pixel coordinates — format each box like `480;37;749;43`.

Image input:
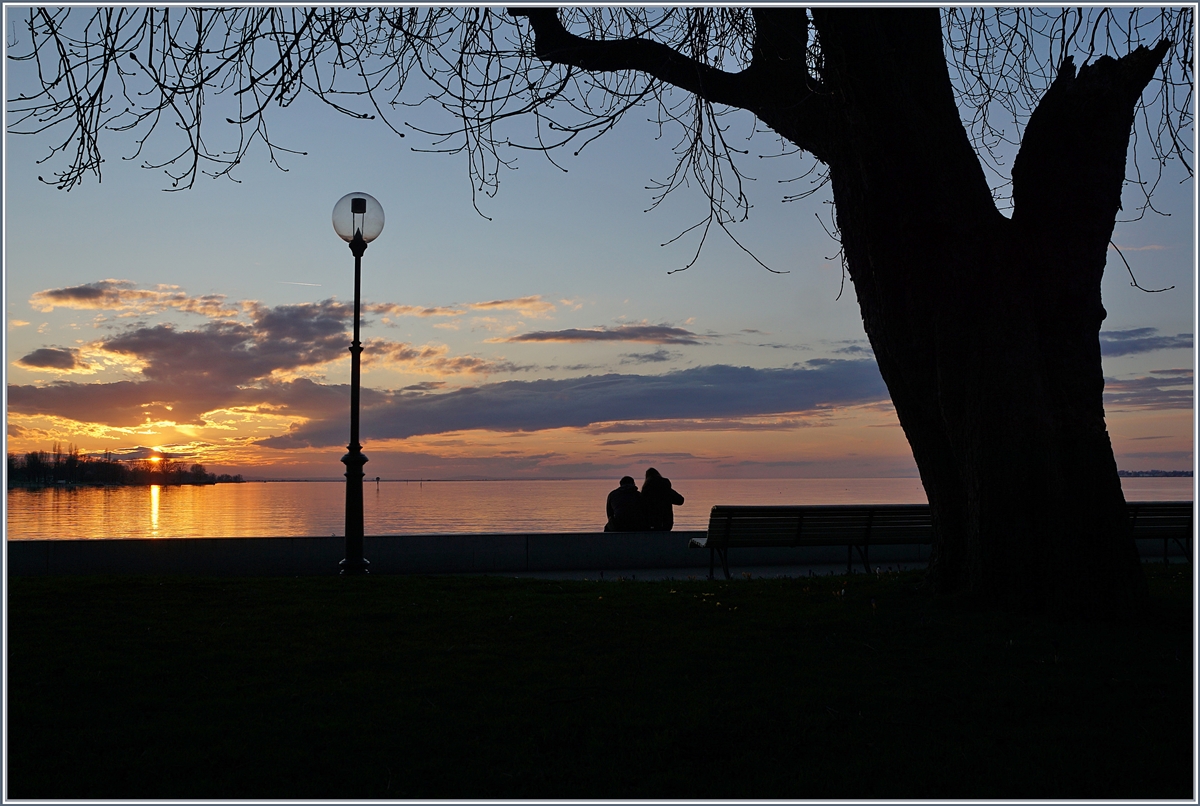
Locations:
6;564;1194;799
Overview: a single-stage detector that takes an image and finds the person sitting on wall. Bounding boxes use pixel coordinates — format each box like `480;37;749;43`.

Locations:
641;467;685;531
604;476;648;532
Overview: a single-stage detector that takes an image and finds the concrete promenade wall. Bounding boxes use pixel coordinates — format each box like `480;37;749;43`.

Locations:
6;532;945;577
8;533;1188;578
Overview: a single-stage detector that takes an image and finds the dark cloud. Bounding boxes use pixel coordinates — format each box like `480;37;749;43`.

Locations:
750;342;806;350
735;328;808;351
30;280;557;324
1099;328;1193;357
31;279;239;317
363;338;533;375
8;378;244;426
620;349;678;364
7;298;520;427
588;416;818;434
17;347;86;371
258;359;890;449
99;299;354;391
40;282;110;302
501;324;704;345
1104;369;1193;410
9;299;356;426
827;339;874;356
1117;450;1192;463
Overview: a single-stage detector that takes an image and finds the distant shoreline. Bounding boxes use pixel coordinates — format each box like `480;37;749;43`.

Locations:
7;480;243;490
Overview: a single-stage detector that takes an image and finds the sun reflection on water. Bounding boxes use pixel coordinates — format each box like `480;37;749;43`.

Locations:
149;485;161;536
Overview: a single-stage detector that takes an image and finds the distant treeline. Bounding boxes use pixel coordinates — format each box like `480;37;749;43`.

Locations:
1117;469;1193;477
7;444;244;487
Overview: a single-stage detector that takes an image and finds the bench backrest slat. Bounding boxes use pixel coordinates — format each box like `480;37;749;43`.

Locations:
1127;501;1193;540
706;504;933;548
706;501;1194;547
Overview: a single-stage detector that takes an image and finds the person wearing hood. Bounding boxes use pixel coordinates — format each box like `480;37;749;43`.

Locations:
640;467;684;531
604;476;647;532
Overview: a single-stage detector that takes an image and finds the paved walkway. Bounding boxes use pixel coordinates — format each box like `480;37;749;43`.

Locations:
455;561;930;582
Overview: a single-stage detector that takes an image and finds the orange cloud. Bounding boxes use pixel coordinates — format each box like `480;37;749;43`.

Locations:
31;279;240;318
363;295;556;320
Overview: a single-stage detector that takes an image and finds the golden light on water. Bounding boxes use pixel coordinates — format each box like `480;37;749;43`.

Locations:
149;484;160;536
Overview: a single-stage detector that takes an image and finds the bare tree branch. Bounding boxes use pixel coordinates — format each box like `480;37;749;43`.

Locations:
5;6;1190;247
508;7;754;108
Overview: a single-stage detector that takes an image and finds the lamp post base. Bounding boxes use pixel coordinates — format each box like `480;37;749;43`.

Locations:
341;446;369;575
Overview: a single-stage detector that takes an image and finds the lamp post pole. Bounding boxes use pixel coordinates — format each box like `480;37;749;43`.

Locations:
341;229;369;574
332;192;384;575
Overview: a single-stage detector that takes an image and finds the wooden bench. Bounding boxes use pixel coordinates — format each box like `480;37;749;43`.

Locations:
692;501;1194;580
1128;500;1193;564
692;504;933;580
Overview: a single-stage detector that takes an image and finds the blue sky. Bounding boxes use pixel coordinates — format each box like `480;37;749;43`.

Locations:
4;9;1194;480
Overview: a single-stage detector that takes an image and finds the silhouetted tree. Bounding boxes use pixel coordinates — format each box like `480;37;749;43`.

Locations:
5;447;227;486
7;8;1193;617
22;451;51;486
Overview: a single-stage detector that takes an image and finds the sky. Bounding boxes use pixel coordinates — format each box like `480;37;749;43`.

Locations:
3;9;1195;481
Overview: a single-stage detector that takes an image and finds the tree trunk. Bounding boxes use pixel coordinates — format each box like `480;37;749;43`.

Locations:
520;7;1171;618
804;9;1168;618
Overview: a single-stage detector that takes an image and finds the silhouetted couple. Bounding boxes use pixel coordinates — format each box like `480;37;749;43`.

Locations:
604;468;685;532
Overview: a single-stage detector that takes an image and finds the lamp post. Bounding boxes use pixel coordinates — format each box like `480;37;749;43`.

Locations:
332;192;385;574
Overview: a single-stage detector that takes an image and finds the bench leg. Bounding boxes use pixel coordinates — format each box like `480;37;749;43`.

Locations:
847;544;871;574
707;547;731;581
1170;536;1192;565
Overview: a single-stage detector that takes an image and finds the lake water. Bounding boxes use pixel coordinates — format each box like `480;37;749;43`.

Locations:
5;477;1192;540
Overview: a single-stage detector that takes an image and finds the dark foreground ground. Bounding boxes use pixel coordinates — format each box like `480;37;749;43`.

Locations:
6;565;1194;799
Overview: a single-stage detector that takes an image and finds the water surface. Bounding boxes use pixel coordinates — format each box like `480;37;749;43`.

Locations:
6;477;1191;540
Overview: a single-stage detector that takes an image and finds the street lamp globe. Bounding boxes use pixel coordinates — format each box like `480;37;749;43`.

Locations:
332;192;385;243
